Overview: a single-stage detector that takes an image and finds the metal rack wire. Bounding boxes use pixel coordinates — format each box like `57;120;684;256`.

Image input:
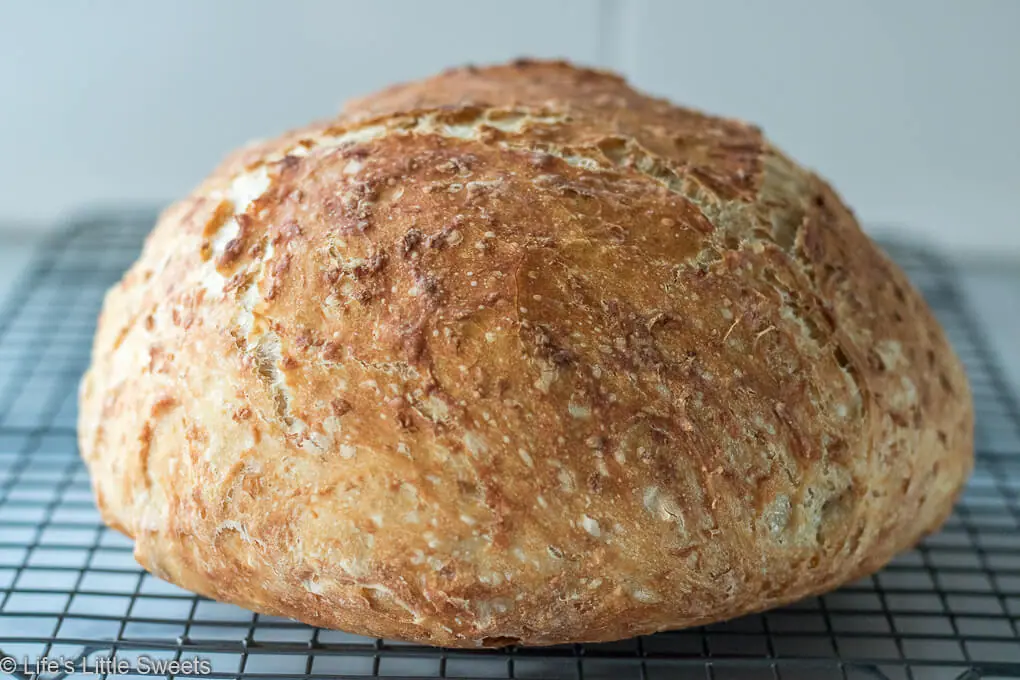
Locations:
0;211;1018;680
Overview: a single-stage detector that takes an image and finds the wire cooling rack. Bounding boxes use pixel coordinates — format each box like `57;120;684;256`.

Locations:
0;212;1018;680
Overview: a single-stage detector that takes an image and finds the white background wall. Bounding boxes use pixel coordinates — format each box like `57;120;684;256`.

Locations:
1;0;1018;254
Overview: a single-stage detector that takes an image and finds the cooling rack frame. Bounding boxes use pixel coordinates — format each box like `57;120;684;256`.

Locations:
0;212;1018;680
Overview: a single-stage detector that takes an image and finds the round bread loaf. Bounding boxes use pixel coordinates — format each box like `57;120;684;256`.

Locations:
79;60;973;647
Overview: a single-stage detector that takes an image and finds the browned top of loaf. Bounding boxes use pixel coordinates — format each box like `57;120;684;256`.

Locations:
78;59;973;647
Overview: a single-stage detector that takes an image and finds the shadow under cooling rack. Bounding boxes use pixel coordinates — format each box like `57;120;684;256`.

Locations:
0;212;1018;679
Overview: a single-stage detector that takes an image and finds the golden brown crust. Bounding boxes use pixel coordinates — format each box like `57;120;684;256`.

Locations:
78;59;973;647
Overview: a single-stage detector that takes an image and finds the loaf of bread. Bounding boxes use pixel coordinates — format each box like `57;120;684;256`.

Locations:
78;60;973;647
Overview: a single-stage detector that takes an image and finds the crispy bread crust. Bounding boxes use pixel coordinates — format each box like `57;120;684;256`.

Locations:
78;60;973;647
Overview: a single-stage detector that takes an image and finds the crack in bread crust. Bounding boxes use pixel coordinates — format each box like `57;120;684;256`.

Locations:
78;59;973;648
